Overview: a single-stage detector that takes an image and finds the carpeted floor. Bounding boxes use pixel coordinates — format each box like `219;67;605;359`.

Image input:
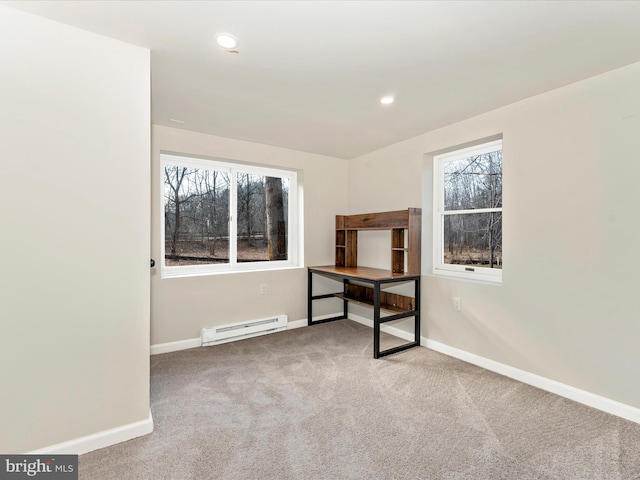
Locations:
80;320;640;479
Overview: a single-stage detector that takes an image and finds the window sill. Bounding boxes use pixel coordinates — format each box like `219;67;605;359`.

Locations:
161;264;303;280
427;271;502;286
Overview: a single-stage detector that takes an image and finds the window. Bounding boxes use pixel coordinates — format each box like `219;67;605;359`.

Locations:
161;153;299;277
433;139;502;283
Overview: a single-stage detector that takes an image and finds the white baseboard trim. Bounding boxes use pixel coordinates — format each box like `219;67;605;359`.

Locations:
30;410;154;455
287;318;308;329
150;337;201;355
424;339;640;425
346;314;640;425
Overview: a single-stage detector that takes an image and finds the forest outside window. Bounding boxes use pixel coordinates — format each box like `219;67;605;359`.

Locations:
161;154;299;278
433;139;502;284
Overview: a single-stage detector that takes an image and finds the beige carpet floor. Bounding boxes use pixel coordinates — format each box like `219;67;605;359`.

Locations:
80;320;640;479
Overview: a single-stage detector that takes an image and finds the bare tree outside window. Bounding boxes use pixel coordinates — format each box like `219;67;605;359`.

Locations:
164;165;230;266
235;173;289;262
236;173;264;260
434;140;503;282
265;176;287;261
161;156;294;273
443;150;502;268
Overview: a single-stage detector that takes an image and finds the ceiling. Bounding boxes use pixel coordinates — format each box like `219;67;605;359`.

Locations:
5;1;640;159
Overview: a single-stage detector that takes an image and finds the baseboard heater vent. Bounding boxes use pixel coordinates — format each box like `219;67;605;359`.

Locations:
201;314;288;346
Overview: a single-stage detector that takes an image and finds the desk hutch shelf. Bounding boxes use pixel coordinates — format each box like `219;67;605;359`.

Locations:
308;208;422;358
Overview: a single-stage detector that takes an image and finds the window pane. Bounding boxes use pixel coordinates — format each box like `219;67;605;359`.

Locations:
443;212;502;268
164;165;230;266
237;174;289;263
444;149;502;211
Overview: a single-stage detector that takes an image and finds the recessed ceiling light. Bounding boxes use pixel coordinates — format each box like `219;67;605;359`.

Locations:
380;96;395;105
215;33;239;50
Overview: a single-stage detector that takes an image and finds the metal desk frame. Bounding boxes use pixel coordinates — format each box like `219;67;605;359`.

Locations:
307;265;421;359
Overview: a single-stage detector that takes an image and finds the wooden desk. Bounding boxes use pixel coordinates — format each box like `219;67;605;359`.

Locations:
307;265;421;358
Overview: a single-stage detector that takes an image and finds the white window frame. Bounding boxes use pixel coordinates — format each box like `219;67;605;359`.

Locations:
160;153;299;278
433;139;503;284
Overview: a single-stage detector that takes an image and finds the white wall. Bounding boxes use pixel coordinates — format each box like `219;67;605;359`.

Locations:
348;61;640;409
0;7;151;453
151;125;348;345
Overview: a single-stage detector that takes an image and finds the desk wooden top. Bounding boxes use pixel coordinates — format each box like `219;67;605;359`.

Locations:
308;265;420;281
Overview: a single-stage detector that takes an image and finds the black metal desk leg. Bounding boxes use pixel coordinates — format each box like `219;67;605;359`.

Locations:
343;279;348;319
307;269;313;326
373;282;381;359
414;276;421;345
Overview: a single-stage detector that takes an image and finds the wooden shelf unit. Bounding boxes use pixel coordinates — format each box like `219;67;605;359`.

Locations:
334;208;421;275
309;208;422;358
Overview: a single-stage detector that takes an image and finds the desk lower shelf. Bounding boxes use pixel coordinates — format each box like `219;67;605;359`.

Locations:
307;266;421;358
333;293;407;314
341;283;415;313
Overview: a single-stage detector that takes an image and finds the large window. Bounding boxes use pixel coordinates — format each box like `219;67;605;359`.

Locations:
161;154;298;277
433;139;502;283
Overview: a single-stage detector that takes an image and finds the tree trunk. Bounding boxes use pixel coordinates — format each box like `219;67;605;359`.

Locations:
265;177;286;260
172;197;180;255
165;166;188;256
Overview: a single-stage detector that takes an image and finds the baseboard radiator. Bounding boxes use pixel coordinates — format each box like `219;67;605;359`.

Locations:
201;314;288;346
